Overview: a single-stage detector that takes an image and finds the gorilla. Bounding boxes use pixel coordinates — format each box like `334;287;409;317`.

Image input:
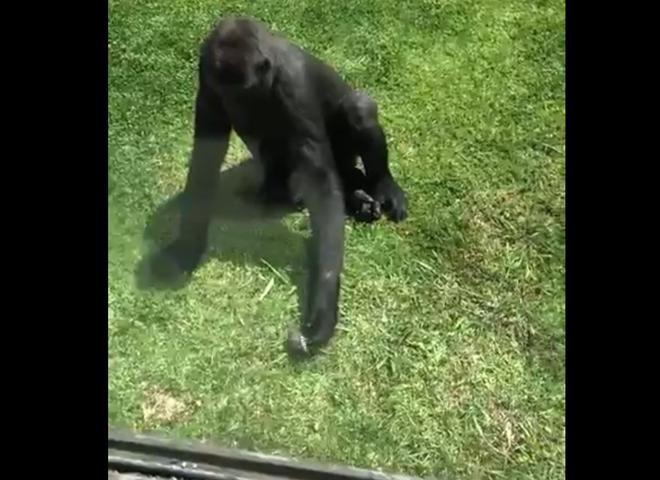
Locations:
160;16;408;355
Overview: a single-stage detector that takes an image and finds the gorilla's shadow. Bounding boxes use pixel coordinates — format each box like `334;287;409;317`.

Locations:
135;158;309;296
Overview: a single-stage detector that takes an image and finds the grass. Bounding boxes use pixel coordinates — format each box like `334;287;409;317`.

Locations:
108;1;565;478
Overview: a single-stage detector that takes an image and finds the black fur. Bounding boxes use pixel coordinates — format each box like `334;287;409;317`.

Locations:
161;17;408;354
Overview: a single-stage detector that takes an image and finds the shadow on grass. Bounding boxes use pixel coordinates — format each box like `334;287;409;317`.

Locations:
135;158;308;297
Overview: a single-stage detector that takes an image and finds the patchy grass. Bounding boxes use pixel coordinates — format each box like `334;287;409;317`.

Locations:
108;0;565;478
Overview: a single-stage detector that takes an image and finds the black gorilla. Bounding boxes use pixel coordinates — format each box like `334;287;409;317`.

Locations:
161;16;408;354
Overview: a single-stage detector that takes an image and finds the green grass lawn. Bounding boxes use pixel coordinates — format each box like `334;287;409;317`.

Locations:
108;0;565;478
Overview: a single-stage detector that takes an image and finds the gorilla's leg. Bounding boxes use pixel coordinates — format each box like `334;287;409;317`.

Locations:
341;91;408;222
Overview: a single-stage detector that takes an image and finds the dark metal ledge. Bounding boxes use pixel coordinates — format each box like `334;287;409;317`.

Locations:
109;429;424;480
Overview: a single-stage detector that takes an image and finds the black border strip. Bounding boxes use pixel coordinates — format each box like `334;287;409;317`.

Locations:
108;429;425;480
109;455;251;480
